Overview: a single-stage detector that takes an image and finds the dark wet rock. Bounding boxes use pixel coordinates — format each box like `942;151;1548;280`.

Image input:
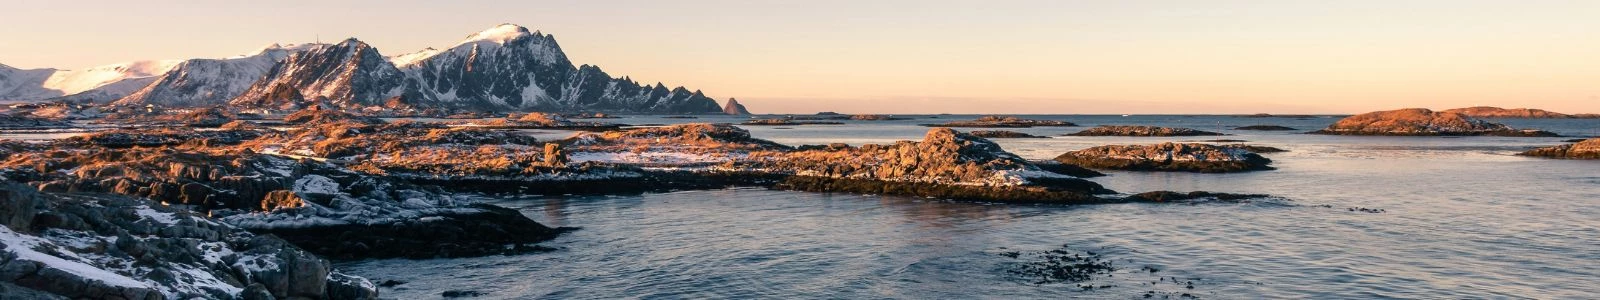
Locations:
1310;108;1559;137
1067;125;1225;137
1518;138;1600;159
1233;125;1297;131
1054;143;1274;173
442;290;487;298
722;98;751;115
376;279;406;287
1441;106;1599;119
1347;207;1387;213
1200;139;1249;143
922;116;1076;128
1000;246;1116;284
967;130;1048;138
1125;191;1274;202
1032;161;1106;178
257;204;566;260
63;128;263;148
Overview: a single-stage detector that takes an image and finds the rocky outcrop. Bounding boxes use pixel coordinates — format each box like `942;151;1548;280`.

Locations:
1233;125;1297;131
0;182;377;299
1067;125;1225;137
281;106;382;126
1519;138;1600;159
1053;143;1274;173
1442;106;1598;119
922;116;1076;128
1311;108;1559;137
967;130;1048;138
722;98;751;115
159;107;236;127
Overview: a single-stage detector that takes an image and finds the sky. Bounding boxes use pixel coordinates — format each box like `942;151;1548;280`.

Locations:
2;0;1597;114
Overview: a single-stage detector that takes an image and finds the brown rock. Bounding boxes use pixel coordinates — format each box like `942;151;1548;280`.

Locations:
1519;138;1600;159
1312;108;1559;137
1067;125;1224;137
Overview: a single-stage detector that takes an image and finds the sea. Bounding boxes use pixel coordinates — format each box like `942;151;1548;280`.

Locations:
16;114;1600;299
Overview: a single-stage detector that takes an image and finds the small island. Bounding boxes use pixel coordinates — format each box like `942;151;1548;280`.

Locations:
922;116;1076;128
1053;143;1275;173
967;130;1049;138
1310;108;1559;137
1067;125;1225;137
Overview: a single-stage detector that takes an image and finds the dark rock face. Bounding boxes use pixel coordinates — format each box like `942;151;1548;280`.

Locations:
1067;125;1225;137
1519;138;1600;159
259;204;564;260
1311;108;1559;137
1233;125;1298;131
723;98;751;115
923;116;1076;128
0;182;378;299
1125;191;1274;202
967;130;1048;138
1053;142;1274;173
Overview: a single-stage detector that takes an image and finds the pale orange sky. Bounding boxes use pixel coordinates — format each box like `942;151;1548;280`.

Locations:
2;0;1597;114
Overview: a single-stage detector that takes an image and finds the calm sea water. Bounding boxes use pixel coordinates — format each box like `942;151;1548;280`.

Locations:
11;115;1599;298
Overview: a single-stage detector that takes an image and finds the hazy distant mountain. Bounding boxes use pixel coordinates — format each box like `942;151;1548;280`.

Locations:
114;43;323;107
0;60;180;102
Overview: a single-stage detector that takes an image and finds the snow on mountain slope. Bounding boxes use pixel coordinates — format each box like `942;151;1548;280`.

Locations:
230;39;405;109
114;43;323;107
0;63;59;100
43;60;181;94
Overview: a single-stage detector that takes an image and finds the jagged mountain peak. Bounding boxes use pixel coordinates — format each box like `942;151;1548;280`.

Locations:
464;23;536;45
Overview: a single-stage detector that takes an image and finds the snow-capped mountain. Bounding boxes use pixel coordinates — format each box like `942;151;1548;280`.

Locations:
114;43;323;107
0;60;180;102
230;39;405;109
387;24;722;113
6;23;731;113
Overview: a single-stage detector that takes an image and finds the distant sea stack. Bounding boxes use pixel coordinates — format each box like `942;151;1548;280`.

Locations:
1441;106;1599;119
1312;108;1559;137
723;98;751;115
1519;138;1600;159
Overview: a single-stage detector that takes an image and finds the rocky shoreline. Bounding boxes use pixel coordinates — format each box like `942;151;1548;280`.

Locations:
1519;138;1600;159
0;107;1293;299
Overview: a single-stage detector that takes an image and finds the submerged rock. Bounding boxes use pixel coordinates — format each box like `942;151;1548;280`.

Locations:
922;116;1076;128
1053;142;1274;173
967;130;1048;138
1067;125;1225;137
1519;138;1600;159
1233;125;1297;131
1311;108;1558;137
848;114;908;121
